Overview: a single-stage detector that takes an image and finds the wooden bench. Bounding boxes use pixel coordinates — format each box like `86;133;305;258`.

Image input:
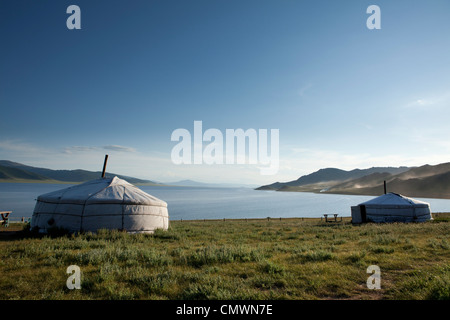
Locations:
1;211;12;227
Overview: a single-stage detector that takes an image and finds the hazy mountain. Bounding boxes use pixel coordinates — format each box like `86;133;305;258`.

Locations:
325;172;394;192
325;163;450;198
256;166;410;190
256;162;450;199
326;171;450;199
0;160;160;185
392;162;450;181
0;160;255;188
167;179;258;188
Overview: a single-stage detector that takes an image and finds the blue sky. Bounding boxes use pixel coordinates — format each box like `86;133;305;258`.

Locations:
1;0;450;185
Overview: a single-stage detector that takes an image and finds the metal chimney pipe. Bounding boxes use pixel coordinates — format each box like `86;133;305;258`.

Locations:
102;154;109;178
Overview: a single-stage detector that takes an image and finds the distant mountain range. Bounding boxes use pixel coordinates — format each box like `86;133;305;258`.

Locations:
256;163;450;199
3;159;450;198
0;160;257;188
166;179;258;189
0;160;160;185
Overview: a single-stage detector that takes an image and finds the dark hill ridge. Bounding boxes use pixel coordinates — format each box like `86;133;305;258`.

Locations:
0;160;160;185
0;165;49;181
256;162;450;199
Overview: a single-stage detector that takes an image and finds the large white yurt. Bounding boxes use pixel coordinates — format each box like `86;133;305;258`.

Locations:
351;192;432;224
30;176;169;233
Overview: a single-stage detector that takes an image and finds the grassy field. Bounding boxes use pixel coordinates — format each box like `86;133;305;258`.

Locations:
0;214;449;300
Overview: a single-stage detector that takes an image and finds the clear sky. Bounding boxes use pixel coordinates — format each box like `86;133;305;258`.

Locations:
1;0;450;185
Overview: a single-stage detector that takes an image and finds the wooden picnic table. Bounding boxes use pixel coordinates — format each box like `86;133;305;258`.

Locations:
1;211;12;227
323;213;342;222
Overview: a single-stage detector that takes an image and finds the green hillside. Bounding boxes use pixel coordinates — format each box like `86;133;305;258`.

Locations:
0;165;50;181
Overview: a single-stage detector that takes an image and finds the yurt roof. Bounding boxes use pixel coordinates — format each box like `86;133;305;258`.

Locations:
359;192;429;207
37;176;167;207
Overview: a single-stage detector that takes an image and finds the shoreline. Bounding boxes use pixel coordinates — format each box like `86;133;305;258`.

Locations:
257;188;450;201
2;180;450;200
6;213;450;225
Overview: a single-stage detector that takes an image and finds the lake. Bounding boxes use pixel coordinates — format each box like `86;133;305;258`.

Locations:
1;183;450;221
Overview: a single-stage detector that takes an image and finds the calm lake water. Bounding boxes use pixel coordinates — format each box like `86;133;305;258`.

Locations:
1;183;450;221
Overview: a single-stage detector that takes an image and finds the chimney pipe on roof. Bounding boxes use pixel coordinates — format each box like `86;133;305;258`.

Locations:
102;155;109;178
384;180;387;194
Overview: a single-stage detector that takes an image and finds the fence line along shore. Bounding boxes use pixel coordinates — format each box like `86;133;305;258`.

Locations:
4;215;351;225
170;215;352;223
6;212;450;226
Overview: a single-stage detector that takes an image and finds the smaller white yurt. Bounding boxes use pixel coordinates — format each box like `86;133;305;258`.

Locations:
351;192;432;224
31;176;169;233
